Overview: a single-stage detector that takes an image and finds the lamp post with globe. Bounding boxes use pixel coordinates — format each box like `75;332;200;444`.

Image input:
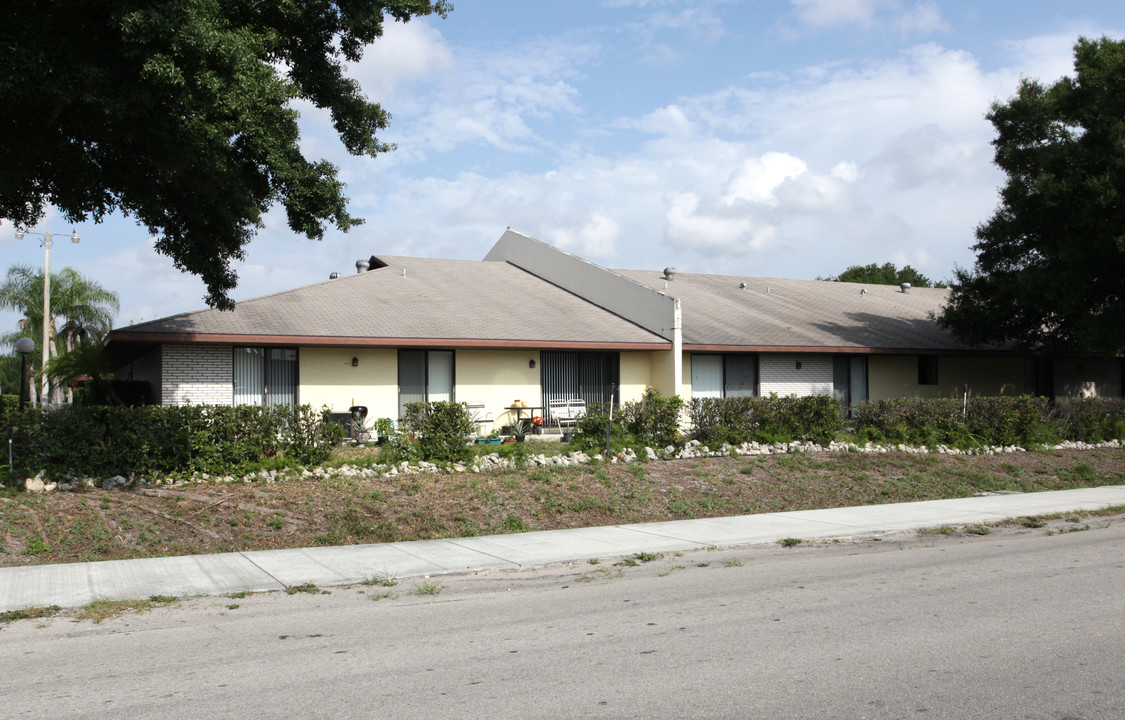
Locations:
7;337;35;484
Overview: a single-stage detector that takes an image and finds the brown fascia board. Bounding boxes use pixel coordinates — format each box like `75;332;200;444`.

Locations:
107;331;670;351
683;343;1021;356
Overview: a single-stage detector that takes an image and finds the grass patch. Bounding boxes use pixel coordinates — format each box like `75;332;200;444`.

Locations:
75;595;180;623
577;567;625;582
414;580;444;596
1;605;61;624
362;571;399;588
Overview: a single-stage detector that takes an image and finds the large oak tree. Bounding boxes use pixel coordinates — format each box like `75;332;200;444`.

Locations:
939;37;1125;355
0;1;450;309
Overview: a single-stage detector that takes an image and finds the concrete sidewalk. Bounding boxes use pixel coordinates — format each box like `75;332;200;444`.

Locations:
3;485;1124;612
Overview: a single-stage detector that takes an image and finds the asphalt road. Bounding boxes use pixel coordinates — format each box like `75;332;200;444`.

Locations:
3;520;1123;719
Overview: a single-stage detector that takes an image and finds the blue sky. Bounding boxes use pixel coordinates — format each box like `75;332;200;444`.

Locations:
3;0;1124;334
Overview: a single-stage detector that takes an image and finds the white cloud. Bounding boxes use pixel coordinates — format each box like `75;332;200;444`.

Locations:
723;152;808;207
545;213;623;258
327;39;1028;284
648;7;725;44
790;0;887;27
787;0;946;34
664;191;775;254
347;19;455;104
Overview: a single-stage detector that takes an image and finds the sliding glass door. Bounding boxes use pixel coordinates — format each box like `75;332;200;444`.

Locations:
233;347;297;406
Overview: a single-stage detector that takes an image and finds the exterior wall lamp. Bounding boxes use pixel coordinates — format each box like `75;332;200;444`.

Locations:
351;357;359;367
529;359;536;369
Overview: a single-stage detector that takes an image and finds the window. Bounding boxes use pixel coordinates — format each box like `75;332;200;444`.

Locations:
690;354;758;398
398;350;454;418
918;355;939;386
540;351;619;406
833;356;868;407
233;347;297;406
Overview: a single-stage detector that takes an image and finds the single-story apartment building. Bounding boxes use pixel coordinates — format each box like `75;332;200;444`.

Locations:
107;229;1124;429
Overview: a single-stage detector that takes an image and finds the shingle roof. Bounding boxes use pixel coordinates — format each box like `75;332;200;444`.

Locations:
109;248;981;354
109;256;667;349
613;269;970;352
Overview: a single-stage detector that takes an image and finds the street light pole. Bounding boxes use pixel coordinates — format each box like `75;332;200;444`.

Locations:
14;228;80;407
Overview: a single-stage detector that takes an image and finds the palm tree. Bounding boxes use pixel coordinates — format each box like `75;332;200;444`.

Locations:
44;337;123;405
0;264;120;405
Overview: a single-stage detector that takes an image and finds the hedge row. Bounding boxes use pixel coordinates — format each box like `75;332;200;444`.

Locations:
1;401;344;479
686;395;1125;449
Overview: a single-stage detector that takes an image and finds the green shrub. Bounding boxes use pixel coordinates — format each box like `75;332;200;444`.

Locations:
619;390;685;450
397;401;474;464
571;391;686;454
1052;398;1125;442
966;396;1054;447
2;403;342;479
572;402;630;454
689;395;842;446
852;396;1057;448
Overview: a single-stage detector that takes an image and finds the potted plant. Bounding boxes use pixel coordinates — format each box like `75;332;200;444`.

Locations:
510;420;530;442
373;417;395;444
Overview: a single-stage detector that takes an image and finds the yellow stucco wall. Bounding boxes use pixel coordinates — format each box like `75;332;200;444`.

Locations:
619;352;655;403
648;349;681;397
299;348;398;417
455;349;544;430
868;355;1029;400
299;347;678;427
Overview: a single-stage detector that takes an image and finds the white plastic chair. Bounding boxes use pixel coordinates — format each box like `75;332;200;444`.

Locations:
465;402;492;433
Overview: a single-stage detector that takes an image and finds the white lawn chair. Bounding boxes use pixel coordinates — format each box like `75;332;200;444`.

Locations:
547;399;571;433
567;399;587;425
465;402;492;434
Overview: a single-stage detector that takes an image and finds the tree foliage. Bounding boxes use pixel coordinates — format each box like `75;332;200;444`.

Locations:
0;0;451;309
939;36;1125;355
821;262;941;287
0;264;120;402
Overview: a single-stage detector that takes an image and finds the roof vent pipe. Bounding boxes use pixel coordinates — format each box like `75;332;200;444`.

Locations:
739;282;747;289
662;266;676;280
329;272;340;280
900;282;911;294
356;259;370;273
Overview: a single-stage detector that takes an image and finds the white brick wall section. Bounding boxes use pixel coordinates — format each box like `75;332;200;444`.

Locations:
759;354;833;397
163;344;233;406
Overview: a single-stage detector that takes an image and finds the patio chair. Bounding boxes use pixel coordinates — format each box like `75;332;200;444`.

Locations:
465;402;493;433
547;399;571;433
567;399;587;425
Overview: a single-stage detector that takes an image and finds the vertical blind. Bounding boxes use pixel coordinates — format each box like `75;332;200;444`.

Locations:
833;355;867;406
234;348;265;406
540;351;619;406
690;354;723;398
724;355;757;397
398;350;455;419
266;349;298;406
234;347;297;406
691;354;758;398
